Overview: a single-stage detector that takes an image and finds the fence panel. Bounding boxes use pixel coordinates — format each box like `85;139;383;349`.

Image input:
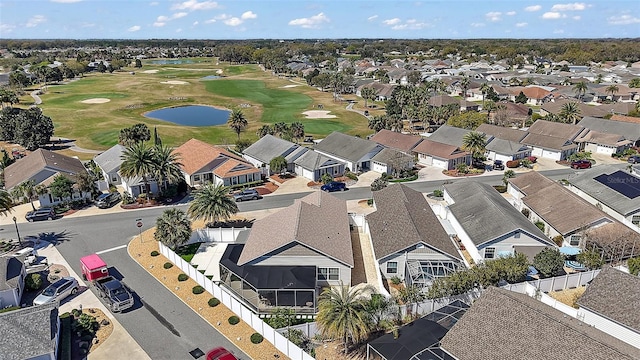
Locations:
273;332;291;357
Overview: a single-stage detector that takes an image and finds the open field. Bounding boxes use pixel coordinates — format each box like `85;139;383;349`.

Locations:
30;59;372;151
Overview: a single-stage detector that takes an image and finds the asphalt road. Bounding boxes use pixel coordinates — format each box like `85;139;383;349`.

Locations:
0;167;576;359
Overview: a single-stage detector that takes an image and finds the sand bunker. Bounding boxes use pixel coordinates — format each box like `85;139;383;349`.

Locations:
282;84;299;88
216;69;223;74
160;80;189;85
142;69;159;74
302;110;337;119
81;98;111;104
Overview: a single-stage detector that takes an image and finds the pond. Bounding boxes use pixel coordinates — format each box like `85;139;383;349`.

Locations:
148;59;195;65
144;105;230;127
201;75;222;80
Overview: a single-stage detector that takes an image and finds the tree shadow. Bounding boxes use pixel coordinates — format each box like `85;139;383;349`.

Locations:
24;230;75;246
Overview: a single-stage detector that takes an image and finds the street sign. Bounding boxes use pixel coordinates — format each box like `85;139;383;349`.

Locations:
135;218;143;228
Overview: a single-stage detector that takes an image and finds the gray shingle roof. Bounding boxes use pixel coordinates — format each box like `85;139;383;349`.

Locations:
293;150;342;170
476;124;528;143
569;164;640;216
445;181;549;246
577;267;640;333
520;132;578;151
371;148;413;165
527;119;586;140
485;138;530;155
426;125;475;148
314;132;382;163
0;257;23;291
368;184;461;260
3;148;87;191
242;134;301;163
93;144;126;174
578;116;640;142
441;287;640;360
0;302;59;360
369;129;423;154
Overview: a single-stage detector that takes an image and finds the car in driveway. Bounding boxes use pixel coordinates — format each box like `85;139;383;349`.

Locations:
25;208;56;222
321;181;347;192
628;155;640;164
233;189;260;202
33;277;79;306
96;192;122;208
493;160;505;170
571;159;592;169
206;347;237;360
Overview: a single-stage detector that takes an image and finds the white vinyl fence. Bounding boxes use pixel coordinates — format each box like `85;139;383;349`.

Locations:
502;269;601;294
159;242;314;360
189;227;250;244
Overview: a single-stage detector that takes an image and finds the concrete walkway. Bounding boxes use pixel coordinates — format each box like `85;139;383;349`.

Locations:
30;89;42;105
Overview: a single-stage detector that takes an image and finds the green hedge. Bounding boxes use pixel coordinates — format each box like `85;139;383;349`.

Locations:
58;313;72;360
163;262;173;269
250;332;264;344
208;297;221;307
178;274;188;281
150;251;159;257
228;316;240;325
192;285;205;294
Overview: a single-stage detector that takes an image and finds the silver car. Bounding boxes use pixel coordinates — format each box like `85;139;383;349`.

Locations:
33;277;79;306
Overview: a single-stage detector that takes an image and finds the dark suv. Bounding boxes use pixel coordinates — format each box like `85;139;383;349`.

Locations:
571;159;592;169
628;155;640;164
233;189;260;202
493;160;505;170
96;192;121;208
321;181;347;192
25;208;56;222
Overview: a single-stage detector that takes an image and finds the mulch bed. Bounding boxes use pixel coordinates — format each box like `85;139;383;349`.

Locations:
120;193;188;210
255;182;278;195
269;174;295;183
442;169;485;177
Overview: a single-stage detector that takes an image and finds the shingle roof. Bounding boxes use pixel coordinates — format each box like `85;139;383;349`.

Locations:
371;148;413;165
441;287;640;360
578;116;640;142
172;138;248;175
412;139;470;159
485;138;530;156
93;144;126;174
242;134;300;163
527;120;586;140
428;95;459;107
3;148;86;190
578;267;640;333
426;125;474;148
577;131;632;147
521;86;552;100
369;129;423;154
0;302;59;360
238;191;353;267
0;257;23;291
476;124;527;143
445;181;549;246
569;164;640;216
368;184;461;260
520;132;578;151
293;150;341;170
314;132;382;163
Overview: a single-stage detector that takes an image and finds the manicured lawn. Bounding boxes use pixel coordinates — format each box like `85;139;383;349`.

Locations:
177;242;203;263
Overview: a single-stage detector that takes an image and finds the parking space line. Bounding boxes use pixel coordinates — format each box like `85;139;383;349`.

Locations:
96;244;128;255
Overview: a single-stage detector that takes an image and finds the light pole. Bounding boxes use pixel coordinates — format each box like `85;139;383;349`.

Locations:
12;216;22;247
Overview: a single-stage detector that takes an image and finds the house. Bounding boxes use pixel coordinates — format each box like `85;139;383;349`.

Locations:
356;83;397;101
370;148;414;175
369;129;423;155
2;148;92;207
576;131;632;155
442;181;554;263
513;85;553;105
0;302;60;360
242;135;308;175
425;125;478;148
93;144;159;197
520;120;585;160
428;95;479;112
0;256;26;308
488;102;532;127
578;116;640;148
508;172;613;246
476;123;527;143
172;139;261;188
440;287;640;360
219;191;353;315
367;185;463;289
314;132;384;172
413;139;471;170
484;138;532;163
293;150;345;182
576;267;640;350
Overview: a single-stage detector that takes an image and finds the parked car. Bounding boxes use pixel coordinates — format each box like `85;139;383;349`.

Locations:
25;208;56;222
571;159;592;169
526;156;538;163
321;181;347;192
493;160;505;170
96;192;122;208
233;189;260;202
628;155;640;164
363;110;369;116
95;276;134;312
206;347;238;360
33;277;79;306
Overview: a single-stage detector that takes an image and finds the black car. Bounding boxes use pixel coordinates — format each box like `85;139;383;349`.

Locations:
321;181;347;192
96;192;121;208
25;208;56;222
493;160;505;170
628;155;640;164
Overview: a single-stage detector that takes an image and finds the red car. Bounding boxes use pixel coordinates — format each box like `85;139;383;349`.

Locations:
206;347;237;360
571;160;592;169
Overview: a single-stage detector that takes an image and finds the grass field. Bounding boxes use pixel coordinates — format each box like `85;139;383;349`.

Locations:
31;60;372;152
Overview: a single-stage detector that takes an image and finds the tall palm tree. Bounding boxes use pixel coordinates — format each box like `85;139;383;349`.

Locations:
360;86;376;109
228;108;248;139
15;179;37;211
0;189;13;217
606;84;619;101
154;209;192;250
152;145;183;191
187;183;238;226
480;83;491;109
256;125;274;138
462;131;487;159
273;122;289;137
460;76;470;99
120;143;156;198
503;169;516;187
316;284;373;352
289;122;305;143
559;102;582;125
573;81;588;101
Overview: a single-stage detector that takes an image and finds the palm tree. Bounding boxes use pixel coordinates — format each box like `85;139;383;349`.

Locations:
316;284;373;352
256;125;274;138
364;293;394;330
360;86;377;109
606;84;619;101
462;131;487;159
480;83;491;109
460;76;470;99
573;81;588;101
503;169;516;187
152;145;183;191
187;183;238;226
120;143;156;198
228;108;248;139
595;74;604;84
290;122;305;143
154;209;192;250
0;190;13;217
559;102;581;125
15;179;37;211
485;100;496;122
273;122;289;137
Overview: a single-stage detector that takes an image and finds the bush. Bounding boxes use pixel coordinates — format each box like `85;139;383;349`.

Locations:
534;221;545;232
533;248;564;278
122;191;134;205
178;273;188;282
228;315;240;325
250;333;264;344
320;173;333;184
552;235;564;247
577;250;605;270
506;160;521;168
345;171;358;181
208;297;220;307
150;251;159;257
163;262;173;269
25;273;43;291
521;208;530;218
628;257;640;276
433;189;443;197
367;198;373;206
390;276;402;285
192;286;205;294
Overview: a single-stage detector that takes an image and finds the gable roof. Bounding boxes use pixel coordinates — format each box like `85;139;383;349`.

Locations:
428;94;460;107
521;86;552;100
0;257;23;291
0;302;59;360
3;148;86;190
485;138;530;156
212;158;260;179
93;144;126;174
293;150;341;170
412;139;470;159
426;125;474;148
445;181;549;246
576;131;632;147
242;134;300;163
569;164;640;216
172;138;247;175
578;267;640;333
368;184;460;260
520;132;578;151
476;124;527;143
238;191;353;267
527;120;586;140
369;129;423;154
440;287;640;360
314;132;382;163
371;148;414;165
578;116;640;142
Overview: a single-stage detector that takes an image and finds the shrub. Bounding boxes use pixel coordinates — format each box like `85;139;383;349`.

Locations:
228;315;240;325
506;160;521;168
433;189;443;197
533;248;564;278
552;235;564;247
178;273;188;282
456;163;469;174
75;313;99;335
208;298;220;307
320;173;333;184
521;208;530;218
25;273;43;291
367;198;373;206
122;191;134;205
534;221;545;232
390;276;402;285
345;171;358;181
192;286;205;294
250;333;264;344
577;250;605;270
163;262;173;269
628;257;640;276
71;309;82;318
150;251;159;257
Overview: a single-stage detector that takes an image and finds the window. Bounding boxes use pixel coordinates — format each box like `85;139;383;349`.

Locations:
570;235;581;246
484;248;495;259
632;215;640;226
386;262;398;274
111;175;118;182
317;267;339;281
193;175;201;182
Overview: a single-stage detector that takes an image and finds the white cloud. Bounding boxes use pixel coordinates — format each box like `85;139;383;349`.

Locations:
383;18;401;25
176;28;183;33
153;22;166;27
204;19;216;24
551;3;587;11
0;24;16;33
241;11;257;20
172;0;219;11
149;1;158;5
26;15;46;27
516;22;528;27
553;29;565;34
157;15;169;22
128;25;141;32
383;18;430;30
50;0;82;3
486;11;502;21
368;15;378;21
525;5;542;12
224;17;242;26
154;12;188;26
192;21;199;26
471;22;485;27
573;15;581;20
542;12;566;19
288;13;330;28
607;14;640;25
80;22;95;28
173;12;188;19
506;11;516;16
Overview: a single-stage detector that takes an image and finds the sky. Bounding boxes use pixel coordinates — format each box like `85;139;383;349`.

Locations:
0;0;639;40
